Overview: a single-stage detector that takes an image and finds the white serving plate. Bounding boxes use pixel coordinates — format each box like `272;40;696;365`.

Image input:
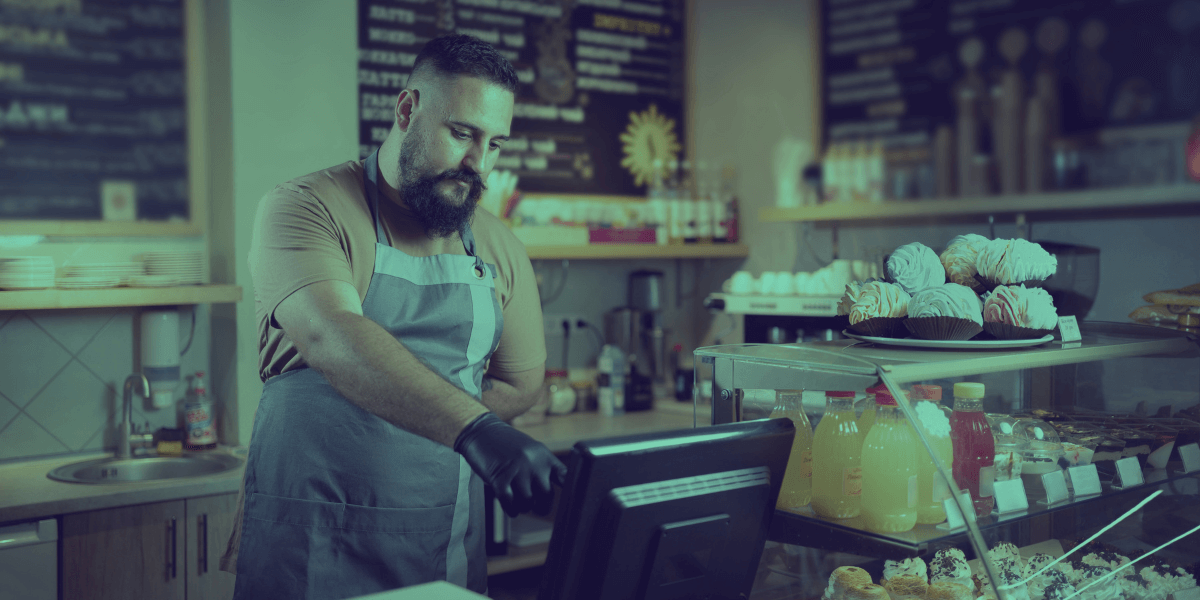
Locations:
843;330;1055;349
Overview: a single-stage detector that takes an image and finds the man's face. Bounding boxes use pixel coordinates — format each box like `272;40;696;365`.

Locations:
397;76;514;238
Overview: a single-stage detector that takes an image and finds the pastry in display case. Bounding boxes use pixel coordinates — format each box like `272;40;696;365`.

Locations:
693;322;1200;600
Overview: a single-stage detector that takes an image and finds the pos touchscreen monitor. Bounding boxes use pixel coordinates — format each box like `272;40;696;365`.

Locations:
537;418;795;600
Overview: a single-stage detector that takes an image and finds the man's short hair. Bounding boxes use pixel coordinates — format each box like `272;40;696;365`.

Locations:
409;34;519;94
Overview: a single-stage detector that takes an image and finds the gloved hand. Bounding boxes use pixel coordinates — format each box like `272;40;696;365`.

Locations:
455;412;568;517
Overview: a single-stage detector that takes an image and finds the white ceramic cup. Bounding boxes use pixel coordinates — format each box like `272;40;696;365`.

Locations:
730;271;754;295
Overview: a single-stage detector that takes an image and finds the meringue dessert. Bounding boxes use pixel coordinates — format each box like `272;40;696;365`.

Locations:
888;242;947;295
940;234;990;289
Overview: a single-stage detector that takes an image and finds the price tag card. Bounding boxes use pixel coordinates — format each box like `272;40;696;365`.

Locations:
1112;457;1145;489
992;478;1029;514
979;466;996;499
1038;470;1070;506
1058;316;1082;343
1068;464;1103;497
1174;586;1200;600
1180;443;1200;474
937;491;975;531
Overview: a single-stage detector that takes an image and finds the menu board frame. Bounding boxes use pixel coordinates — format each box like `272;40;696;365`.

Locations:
0;0;207;236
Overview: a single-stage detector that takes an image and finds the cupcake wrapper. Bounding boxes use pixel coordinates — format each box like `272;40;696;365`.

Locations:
974;274;1048;295
905;317;983;341
983;321;1055;340
850;316;908;338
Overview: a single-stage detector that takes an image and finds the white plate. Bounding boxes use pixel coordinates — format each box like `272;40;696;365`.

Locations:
842;330;1055;349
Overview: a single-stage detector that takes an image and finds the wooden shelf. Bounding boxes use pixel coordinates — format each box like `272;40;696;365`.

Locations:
759;184;1200;223
0;220;202;237
525;243;749;260
0;284;242;310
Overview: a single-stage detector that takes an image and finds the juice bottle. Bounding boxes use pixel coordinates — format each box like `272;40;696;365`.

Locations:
860;388;919;533
857;386;879;444
812;391;862;519
770;389;813;509
911;385;954;524
950;382;994;517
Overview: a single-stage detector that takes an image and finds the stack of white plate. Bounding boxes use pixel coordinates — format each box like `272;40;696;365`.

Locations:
0;257;55;290
145;252;204;285
61;262;145;286
57;274;121;289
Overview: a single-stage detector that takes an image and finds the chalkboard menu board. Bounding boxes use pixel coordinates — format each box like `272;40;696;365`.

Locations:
357;0;686;197
821;0;1200;149
0;0;189;221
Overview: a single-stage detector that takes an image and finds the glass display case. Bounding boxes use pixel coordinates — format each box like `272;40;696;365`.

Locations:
694;322;1200;600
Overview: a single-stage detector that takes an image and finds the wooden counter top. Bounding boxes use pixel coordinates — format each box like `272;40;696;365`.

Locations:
0;402;711;525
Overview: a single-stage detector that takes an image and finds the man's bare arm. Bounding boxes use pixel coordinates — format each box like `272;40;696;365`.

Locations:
274;280;488;447
480;365;545;422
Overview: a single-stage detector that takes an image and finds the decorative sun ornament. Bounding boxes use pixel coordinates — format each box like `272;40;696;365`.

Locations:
619;104;681;187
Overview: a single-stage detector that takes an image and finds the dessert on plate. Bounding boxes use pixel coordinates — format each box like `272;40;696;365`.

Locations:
839;280;912;338
982;285;1059;340
905;282;985;340
974;238;1058;292
940;234;990;290
888;242;947;295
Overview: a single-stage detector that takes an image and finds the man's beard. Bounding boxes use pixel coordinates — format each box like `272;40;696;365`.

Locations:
397;132;486;238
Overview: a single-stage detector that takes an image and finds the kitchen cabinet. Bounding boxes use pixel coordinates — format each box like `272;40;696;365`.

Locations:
62;493;237;600
695;322;1200;598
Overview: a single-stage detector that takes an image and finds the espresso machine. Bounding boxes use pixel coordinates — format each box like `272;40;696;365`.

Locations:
603;270;667;411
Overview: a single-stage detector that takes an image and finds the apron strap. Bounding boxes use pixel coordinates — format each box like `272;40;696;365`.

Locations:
364;150;389;246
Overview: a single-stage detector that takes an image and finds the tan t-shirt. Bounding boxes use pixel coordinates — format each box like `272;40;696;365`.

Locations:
247;159;546;381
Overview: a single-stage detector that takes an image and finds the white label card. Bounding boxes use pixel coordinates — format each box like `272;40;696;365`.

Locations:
1180;443;1200;474
1114;457;1145;488
1058;316;1082;342
1040;470;1070;505
1068;464;1103;496
993;477;1029;514
939;491;975;531
933;474;953;502
1173;586;1200;600
979;466;996;498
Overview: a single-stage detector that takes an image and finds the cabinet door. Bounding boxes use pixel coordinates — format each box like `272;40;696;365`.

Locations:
185;493;238;600
62;500;187;600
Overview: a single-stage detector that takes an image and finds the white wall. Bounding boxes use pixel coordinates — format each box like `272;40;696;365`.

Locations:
225;0;359;442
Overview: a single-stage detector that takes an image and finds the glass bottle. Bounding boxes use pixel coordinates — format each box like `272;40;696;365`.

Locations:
811;391;862;519
771;389;813;509
857;385;879;444
911;385;954;525
860;388;919;533
950;382;994;517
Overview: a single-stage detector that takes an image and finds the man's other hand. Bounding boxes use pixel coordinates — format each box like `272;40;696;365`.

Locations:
454;413;567;517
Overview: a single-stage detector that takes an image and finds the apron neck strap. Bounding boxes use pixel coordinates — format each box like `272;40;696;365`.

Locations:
364;149;484;265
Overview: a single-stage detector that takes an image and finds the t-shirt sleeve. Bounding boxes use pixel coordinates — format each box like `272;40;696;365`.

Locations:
248;185;356;329
488;239;547;376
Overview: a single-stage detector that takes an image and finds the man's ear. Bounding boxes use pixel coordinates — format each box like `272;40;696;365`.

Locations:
395;88;420;132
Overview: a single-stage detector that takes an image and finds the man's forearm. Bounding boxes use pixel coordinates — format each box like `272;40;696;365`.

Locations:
301;311;488;448
481;376;540;422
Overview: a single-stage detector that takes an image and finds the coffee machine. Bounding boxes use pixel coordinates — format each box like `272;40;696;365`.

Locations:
602;270;667;411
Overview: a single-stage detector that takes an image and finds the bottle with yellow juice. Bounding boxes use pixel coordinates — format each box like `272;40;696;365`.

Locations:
911;385;954;525
857;386;880;444
811;391;863;519
770;389;813;509
859;387;919;533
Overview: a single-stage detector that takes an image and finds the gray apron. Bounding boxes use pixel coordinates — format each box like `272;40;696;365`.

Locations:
232;151;503;599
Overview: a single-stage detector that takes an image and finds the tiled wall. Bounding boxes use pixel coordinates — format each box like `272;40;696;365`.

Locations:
0;306;210;462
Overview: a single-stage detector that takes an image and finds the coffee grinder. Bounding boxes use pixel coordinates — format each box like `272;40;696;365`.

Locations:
602;270;666;411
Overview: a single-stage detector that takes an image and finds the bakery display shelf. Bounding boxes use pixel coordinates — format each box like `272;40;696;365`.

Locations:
767;467;1200;560
758;184;1200;224
525;243;749;260
0;284;242;310
702;324;1197;395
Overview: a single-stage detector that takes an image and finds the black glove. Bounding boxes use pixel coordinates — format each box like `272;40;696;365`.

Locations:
455;412;567;517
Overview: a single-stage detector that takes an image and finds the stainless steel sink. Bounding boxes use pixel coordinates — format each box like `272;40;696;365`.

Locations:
47;453;244;484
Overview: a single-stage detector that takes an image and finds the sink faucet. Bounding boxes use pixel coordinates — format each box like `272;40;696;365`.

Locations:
119;374;150;459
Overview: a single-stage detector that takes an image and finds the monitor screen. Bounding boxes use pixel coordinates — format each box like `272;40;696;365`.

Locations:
538;418;795;600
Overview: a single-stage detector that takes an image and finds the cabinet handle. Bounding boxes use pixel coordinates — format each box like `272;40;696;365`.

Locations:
167;517;178;580
199;513;208;574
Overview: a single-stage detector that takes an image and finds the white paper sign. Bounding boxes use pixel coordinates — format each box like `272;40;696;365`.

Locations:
979;466;996;498
1172;586;1200;600
1114;457;1145;489
1068;464;1103;496
933;474;952;503
1039;470;1070;506
1058;316;1082;342
993;477;1029;514
939;491;975;531
1180;443;1200;474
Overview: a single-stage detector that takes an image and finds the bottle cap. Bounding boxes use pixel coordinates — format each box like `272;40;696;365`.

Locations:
954;382;986;399
911;384;942;401
873;389;899;406
826;391;855;398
